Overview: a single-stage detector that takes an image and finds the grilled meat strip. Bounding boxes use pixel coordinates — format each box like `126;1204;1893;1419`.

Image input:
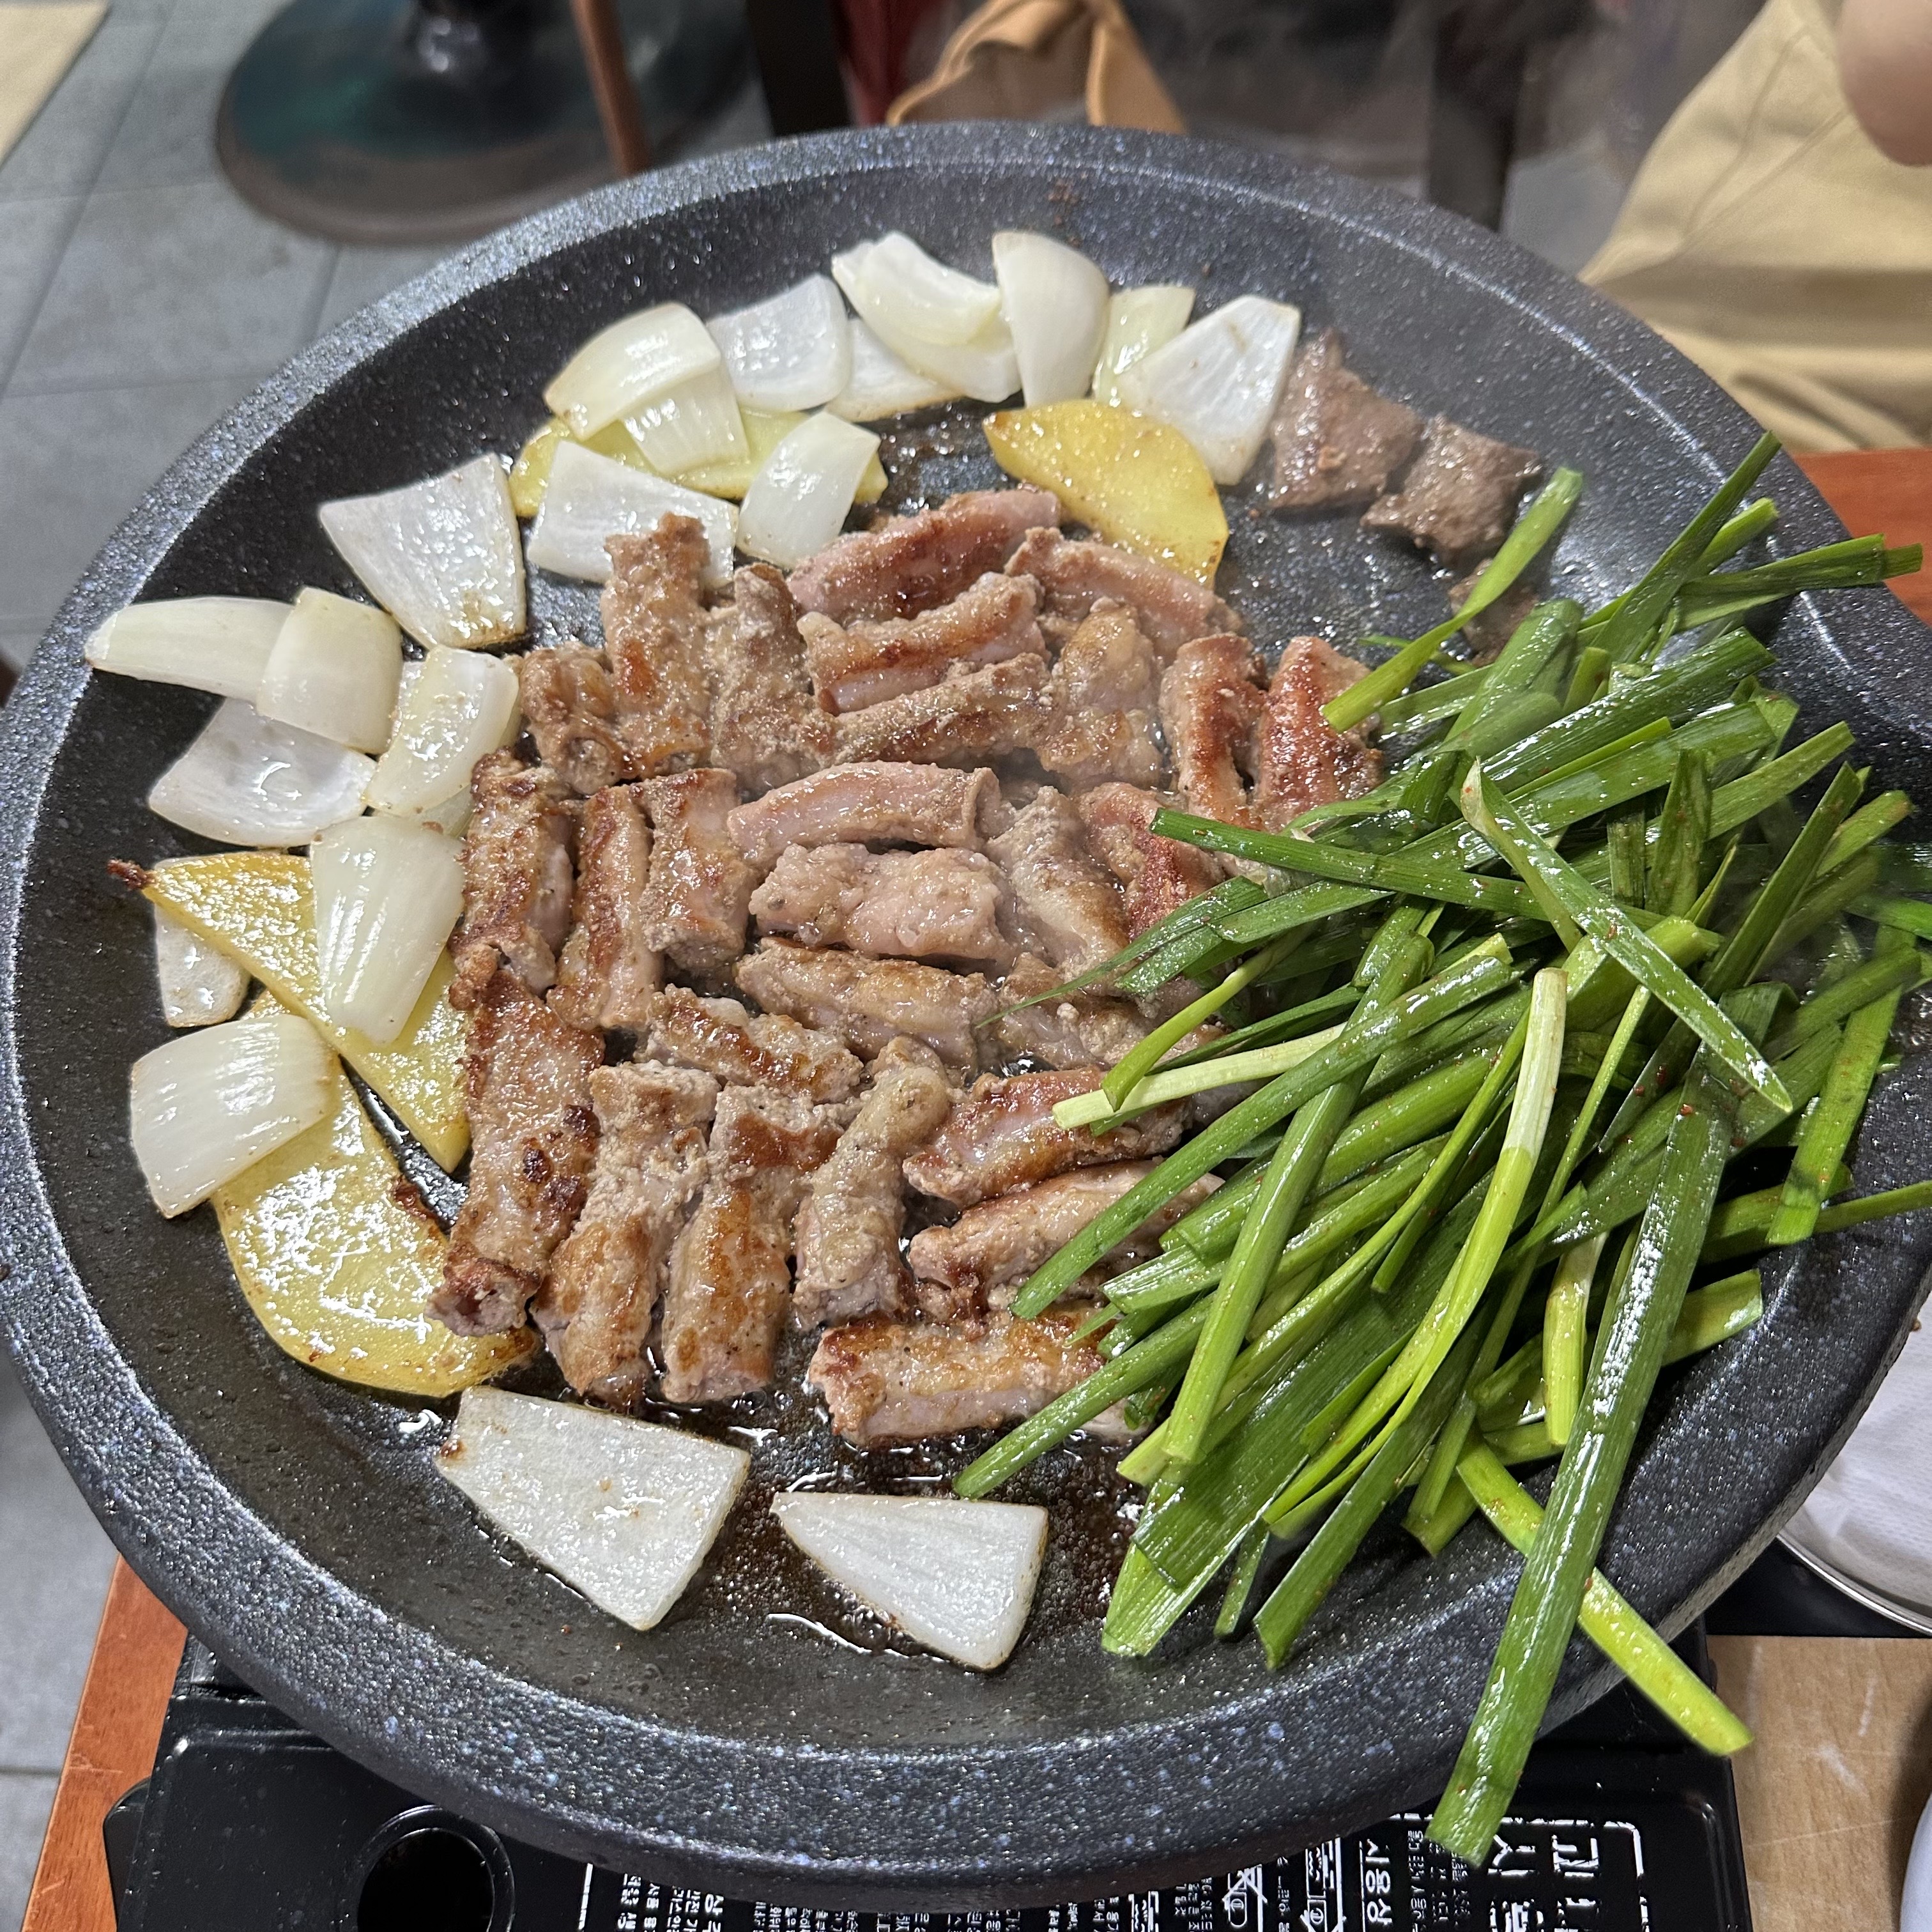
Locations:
749;843;1014;969
1252;636;1384;831
644;984;864;1102
1448;567;1538;665
792;1038;956;1331
1268;326;1423;512
727;762;1002;868
549;783;660;1031
1159;636;1267;826
434;969;602;1333
1035;599;1165;792
658;1085;850;1402
530;1064;716;1404
807;1308;1113;1448
636;768;758;977
788;486;1059;624
1004;526;1238;658
707;563;837;789
735;938;998;1071
832;653;1052;767
1077;782;1227;937
986;786;1130;977
990;951;1154;1070
1361;416;1542;565
451;750;576;1010
518;641;631;796
903;1065;1186;1208
602;515;715;774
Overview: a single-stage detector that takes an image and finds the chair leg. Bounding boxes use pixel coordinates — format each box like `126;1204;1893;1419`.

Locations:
569;0;654;176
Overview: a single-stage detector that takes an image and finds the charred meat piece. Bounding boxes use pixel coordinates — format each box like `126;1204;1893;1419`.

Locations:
788;487;1059;624
1447;567;1538;666
793;1038;956;1331
602;515;715;774
990;951;1154;1071
832;654;1051;768
1159;635;1267;826
987;786;1130;977
518;641;631;796
728;762;1002;868
434;970;603;1333
530;1064;716;1404
1077;782;1228;937
658;1085;850;1402
1268;327;1423;512
749;843;1015;970
1361;416;1543;565
644;985;863;1102
549;783;661;1032
1251;637;1384;832
707;564;838;790
903;1065;1186;1208
1004;526;1238;659
1035;600;1165;792
807;1308;1111;1448
451;750;577;1010
636;768;758;977
736;939;998;1071
802;571;1045;714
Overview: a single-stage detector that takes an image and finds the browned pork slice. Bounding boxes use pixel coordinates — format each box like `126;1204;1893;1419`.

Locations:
548;783;660;1031
1004;526;1238;659
986;787;1130;977
793;1038;956;1330
1361;416;1543;565
530;1064;716;1404
1077;782;1228;937
908;1165;1218;1315
602;515;714;774
451;750;577;1010
1159;635;1267;826
658;1085;850;1402
434;970;603;1333
1268;327;1423;513
1252;636;1384;831
801;572;1045;714
990;951;1154;1070
749;843;1014;969
807;1308;1112;1448
518;641;631;795
736;939;998;1071
636;768;758;976
727;762;1002;868
644;984;864;1102
1035;600;1165;792
903;1065;1186;1207
707;563;838;789
832;654;1051;767
788;487;1059;624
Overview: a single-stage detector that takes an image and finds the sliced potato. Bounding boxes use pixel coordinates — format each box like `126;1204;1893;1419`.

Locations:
984;399;1228;585
142;852;469;1170
681;408;888;506
213;1010;528;1397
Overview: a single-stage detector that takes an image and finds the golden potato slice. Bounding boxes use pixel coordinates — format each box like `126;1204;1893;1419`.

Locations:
984;399;1228;583
678;408;889;506
142;852;469;1170
214;1019;530;1397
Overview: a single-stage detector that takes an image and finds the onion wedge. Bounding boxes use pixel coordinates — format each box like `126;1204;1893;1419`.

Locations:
256;588;402;753
507;418;653;519
1116;293;1302;484
153;905;248;1027
84;597;291;700
771;1492;1047;1669
525;440;737;585
438;1388;750;1630
707;275;852;412
739;413;882;569
128;1009;334;1216
855;231;1002;344
1091;285;1195;406
365;647;518;817
542;302;721;438
832;243;1018;405
679;408;888;505
993;230;1111;407
319;455;525;652
828;319;960;422
147;698;374;847
312;815;465;1045
624;362;747;475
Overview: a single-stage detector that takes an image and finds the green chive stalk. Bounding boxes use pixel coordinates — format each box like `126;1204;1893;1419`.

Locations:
1542;1234;1605;1445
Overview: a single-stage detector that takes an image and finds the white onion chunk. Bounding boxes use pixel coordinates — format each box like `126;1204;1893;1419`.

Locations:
256;588;402;753
526;440;737;585
993;230;1112;407
84;597;291;701
542;302;722;438
147;699;374;847
153;905;249;1028
365;647;519;818
708;275;852;413
739;414;881;570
